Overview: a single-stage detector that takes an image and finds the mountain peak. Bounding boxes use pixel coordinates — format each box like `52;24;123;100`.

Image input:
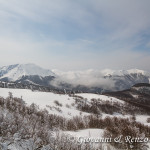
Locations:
0;63;55;81
100;68;149;76
127;69;149;75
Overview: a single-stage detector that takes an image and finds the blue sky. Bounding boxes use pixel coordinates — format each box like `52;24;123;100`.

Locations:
0;0;150;71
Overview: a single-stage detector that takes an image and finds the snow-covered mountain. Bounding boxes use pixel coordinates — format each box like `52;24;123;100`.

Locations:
103;69;150;91
0;64;150;92
0;63;55;81
101;68;150;76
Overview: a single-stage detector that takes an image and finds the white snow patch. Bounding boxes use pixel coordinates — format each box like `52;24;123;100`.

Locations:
63;128;104;138
136;115;150;126
131;94;138;98
76;93;124;104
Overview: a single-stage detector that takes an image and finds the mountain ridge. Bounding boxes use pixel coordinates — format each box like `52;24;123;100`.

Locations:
0;63;150;92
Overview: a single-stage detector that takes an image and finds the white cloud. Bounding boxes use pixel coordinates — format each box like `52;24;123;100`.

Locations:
51;69;115;89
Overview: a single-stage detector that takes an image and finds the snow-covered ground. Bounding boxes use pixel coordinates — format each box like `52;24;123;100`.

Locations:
0;88;90;118
63;128;104;138
0;88;150;126
76;93;124;104
136;115;150;126
102;113;150;127
61;128;116;149
0;88;124;118
0;87;150;149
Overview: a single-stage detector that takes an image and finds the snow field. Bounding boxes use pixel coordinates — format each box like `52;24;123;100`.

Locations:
0;88;149;126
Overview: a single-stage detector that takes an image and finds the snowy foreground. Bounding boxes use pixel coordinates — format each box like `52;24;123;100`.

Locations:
0;88;150;150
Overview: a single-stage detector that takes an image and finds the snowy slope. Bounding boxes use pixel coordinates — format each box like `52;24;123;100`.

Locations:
76;93;124;104
0;64;55;81
0;87;150;150
0;88;125;118
0;88;150;126
0;88;89;118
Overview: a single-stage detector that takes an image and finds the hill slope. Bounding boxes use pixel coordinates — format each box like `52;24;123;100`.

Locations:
104;83;150;111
